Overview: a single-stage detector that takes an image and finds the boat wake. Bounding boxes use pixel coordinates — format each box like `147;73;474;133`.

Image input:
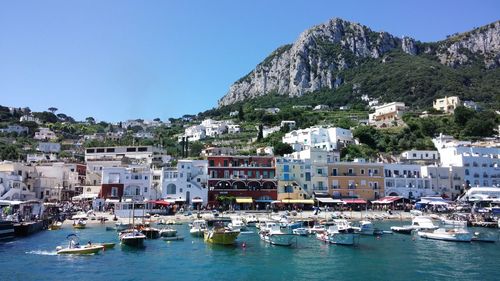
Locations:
26;250;58;256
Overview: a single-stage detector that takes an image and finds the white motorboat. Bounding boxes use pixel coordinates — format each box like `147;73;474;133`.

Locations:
259;222;297;246
418;228;473;242
316;220;359;246
292;228;309;236
256;218;272;230
308;224;326;234
159;227;177;237
71;212;88;220
189;220;207;236
244;215;258;227
354;220;377;235
440;218;468;228
391;216;438;234
228;218;247;232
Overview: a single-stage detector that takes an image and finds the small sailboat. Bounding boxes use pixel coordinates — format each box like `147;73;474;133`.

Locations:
119;201;146;247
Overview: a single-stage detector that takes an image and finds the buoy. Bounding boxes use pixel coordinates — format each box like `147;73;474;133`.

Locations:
242;242;246;248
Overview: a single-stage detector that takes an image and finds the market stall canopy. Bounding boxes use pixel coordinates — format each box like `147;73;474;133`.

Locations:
342;199;367;204
281;199;314;204
316;198;345;204
150;200;170;206
235;197;253;204
372;196;403;204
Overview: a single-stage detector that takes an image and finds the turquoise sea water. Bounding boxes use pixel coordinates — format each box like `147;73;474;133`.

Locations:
0;221;499;281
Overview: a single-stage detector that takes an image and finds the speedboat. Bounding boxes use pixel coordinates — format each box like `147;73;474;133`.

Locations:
260;222;297;246
49;221;63;230
73;219;87;229
115;222;131;231
95;242;116;249
159;227;177;237
228;218;247;232
119;229;146;247
317;225;359;246
439;216;468;228
57;244;104;255
292;227;309;236
256;218;272;230
204;221;239;245
190;220;207;237
418;228;473;242
56;233;104;254
244;215;258;227
391;216;438;234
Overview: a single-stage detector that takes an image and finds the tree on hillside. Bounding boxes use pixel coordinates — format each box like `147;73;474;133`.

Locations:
353;126;379;149
454;106;476;127
257;124;264;141
273;142;293;156
48;107;58;114
85;117;96;125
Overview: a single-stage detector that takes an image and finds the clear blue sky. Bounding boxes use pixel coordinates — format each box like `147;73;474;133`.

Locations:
0;0;498;122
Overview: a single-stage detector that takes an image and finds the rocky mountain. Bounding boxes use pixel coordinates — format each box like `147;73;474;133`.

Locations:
218;18;500;107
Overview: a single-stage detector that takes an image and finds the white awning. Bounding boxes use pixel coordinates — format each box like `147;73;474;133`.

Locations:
316;198;344;204
192;198;203;203
105;199;119;203
72;193;98;201
164;198;177;203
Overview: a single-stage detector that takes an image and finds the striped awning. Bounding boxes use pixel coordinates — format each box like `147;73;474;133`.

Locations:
316;198;344;204
235;197;253;204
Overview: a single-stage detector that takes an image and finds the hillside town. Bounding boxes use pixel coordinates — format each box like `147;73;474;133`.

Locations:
1;96;498;212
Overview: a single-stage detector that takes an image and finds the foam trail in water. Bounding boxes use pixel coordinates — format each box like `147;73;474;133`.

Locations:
26;250;58;256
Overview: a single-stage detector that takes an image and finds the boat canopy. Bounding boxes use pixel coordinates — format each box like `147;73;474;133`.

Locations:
372;196;402;204
235;197;253;204
316;198;344;204
342;199;367;204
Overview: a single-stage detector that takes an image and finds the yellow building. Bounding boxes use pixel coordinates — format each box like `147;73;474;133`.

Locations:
433;96;461;114
276;158;311;200
328;161;384;201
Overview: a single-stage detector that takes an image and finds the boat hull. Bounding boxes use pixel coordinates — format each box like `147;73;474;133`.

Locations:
261;233;296;246
390;226;413;235
418;231;472;242
0;221;15;241
330;233;359;245
14;221;44;236
204;230;239;245
160;229;177;237
57;245;104;255
120;237;145;247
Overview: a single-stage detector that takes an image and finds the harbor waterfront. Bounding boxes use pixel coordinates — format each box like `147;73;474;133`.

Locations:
1;212;499;281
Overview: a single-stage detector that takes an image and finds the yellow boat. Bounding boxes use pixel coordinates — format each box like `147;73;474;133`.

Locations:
73;219;87;229
48;221;63;230
203;226;239;245
96;242;116;249
57;245;104;255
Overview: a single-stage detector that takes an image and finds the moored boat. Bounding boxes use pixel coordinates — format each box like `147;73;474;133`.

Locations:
391;216;438;234
204;221;239;245
159;227;177;237
140;227;160;239
418;227;473;242
292;227;309;236
0;220;15;241
73;219;87;229
190;220;207;237
259;222;297;246
48;221;63;230
119;229;146;247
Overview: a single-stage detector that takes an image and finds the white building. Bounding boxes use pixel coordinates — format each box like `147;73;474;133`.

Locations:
34;127;57;141
201;147;236;156
20;115;41;124
256;146;274;156
313;105;329;111
263;126;281;138
282;126;353;152
0;125;28;135
85;146;170;167
0;171;35;200
38;142;61;153
227;124;241;134
384;164;433;199
181;125;206;141
161;160;208;205
27;153;58;163
255;108;280;114
368;102;406;127
401;150;439;162
101;165;155;201
280;121;296;130
134;131;154;139
433;96;461;114
463;100;479;111
420;165;465;199
33;163;84;201
229;111;239;117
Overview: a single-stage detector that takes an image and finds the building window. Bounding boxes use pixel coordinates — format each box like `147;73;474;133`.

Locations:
166;184;176;194
360;169;365;175
144;187;148;193
348;168;353;175
138;147;147;152
332;169;337;176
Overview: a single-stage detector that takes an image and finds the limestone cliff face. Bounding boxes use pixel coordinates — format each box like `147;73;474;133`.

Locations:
218;18;500;107
433;21;500;68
